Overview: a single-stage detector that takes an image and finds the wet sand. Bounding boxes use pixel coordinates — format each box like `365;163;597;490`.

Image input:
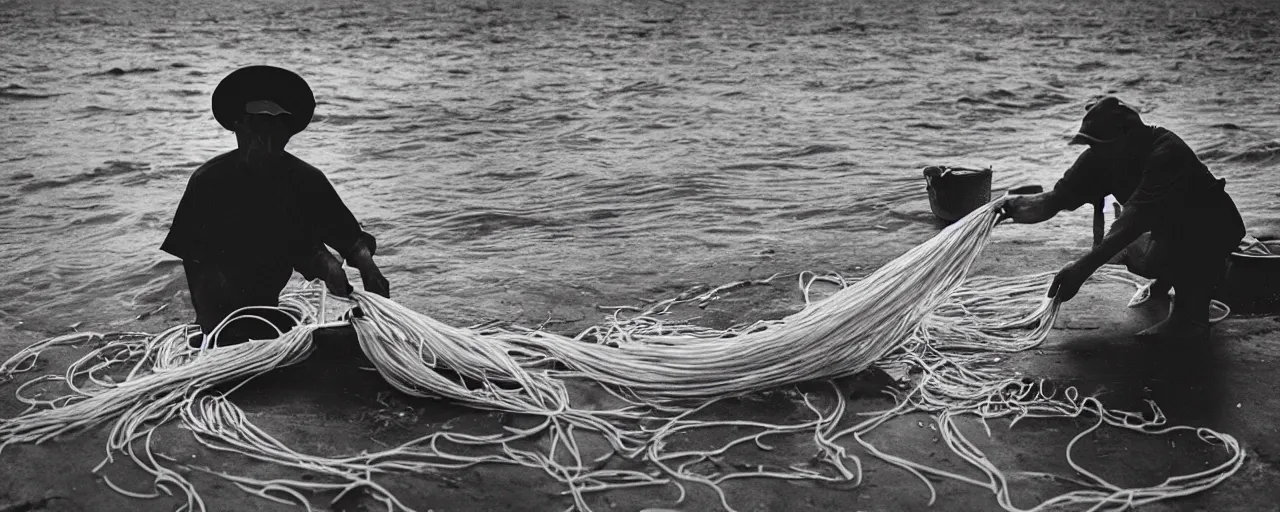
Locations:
2;242;1279;512
3;0;1280;510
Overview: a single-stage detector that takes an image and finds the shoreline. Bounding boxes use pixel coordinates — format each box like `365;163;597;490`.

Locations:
2;238;1278;512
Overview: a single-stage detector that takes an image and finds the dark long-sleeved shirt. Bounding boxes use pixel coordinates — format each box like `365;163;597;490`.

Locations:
161;150;375;287
1052;126;1222;216
1053;125;1244;261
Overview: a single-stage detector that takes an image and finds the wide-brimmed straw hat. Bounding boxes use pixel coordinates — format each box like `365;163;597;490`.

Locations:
212;65;315;135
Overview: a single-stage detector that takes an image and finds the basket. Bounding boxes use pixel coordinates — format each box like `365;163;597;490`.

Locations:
924;166;993;223
1219;238;1280;315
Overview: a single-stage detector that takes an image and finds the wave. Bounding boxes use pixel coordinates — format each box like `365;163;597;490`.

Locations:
742;144;850;159
18;161;150;192
92;67;162;76
0;84;63;100
1199;140;1280;164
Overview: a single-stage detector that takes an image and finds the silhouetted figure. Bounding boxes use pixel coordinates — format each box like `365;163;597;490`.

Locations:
1003;97;1244;343
162;66;390;347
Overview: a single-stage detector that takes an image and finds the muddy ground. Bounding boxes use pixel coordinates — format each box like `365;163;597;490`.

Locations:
2;241;1278;512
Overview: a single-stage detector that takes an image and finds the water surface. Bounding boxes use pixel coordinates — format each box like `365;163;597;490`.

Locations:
1;0;1277;338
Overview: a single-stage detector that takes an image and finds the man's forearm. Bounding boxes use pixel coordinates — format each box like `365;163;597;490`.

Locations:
346;240;377;270
295;246;337;281
1033;191;1067;222
1008;190;1068;224
345;238;391;298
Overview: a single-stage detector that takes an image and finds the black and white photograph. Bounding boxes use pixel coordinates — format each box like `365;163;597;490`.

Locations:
1;0;1278;510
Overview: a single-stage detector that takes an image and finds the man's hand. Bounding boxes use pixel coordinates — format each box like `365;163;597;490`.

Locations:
347;243;390;298
319;253;354;297
1000;193;1060;224
359;264;391;298
1048;259;1091;302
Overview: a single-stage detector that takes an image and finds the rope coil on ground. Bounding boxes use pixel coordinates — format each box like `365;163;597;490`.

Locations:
0;201;1244;512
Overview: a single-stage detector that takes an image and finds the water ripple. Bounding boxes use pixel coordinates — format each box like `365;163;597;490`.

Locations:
0;0;1278;333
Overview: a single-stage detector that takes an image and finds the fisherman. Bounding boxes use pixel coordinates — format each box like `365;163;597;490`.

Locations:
1002;97;1245;342
161;65;391;347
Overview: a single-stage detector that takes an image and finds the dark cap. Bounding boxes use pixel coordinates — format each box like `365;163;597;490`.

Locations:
212;66;315;135
1069;96;1143;146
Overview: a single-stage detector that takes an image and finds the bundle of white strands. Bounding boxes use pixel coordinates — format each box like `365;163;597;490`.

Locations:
0;201;1243;512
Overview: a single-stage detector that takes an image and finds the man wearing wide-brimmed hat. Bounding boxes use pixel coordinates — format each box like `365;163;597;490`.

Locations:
1001;97;1245;343
161;65;390;347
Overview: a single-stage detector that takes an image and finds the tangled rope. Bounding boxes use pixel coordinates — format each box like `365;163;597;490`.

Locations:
0;201;1244;512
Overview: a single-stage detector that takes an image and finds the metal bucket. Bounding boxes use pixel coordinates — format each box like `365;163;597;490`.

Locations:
1219;239;1280;315
924;166;993;223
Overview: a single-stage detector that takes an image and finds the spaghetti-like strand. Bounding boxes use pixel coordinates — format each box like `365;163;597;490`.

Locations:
0;201;1244;512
